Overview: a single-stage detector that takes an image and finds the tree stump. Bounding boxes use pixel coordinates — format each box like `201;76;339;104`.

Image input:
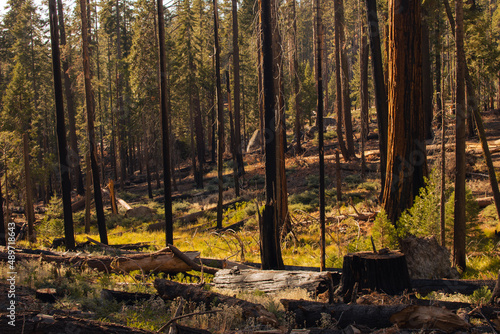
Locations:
339;251;411;302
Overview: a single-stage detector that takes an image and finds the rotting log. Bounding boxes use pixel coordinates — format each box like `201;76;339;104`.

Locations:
213;268;340;297
154;278;278;326
339;251;411;302
281;299;500;330
0;312;155;334
199;257;256;270
0;247;198;274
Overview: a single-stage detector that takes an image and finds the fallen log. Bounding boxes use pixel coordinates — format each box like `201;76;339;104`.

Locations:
0;247;198;274
281;299;500;330
167;244;219;275
154;278;278;327
411;278;497;296
0;311;155;334
71;195;86;212
199;257;257;270
476;196;494;208
213;268;340;297
281;299;407;329
100;289;156;305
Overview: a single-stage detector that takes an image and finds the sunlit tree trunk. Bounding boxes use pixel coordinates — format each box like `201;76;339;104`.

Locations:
334;0;348;160
454;0;466;271
382;0;427;225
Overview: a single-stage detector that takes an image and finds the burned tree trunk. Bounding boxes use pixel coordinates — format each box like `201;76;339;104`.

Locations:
49;0;75;250
80;0;107;244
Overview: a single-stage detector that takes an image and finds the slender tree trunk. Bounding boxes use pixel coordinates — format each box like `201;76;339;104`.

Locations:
360;32;369;178
0;175;4;246
57;0;84;195
232;0;244;176
213;0;224;230
116;0;127;189
257;34;265;154
291;0;301;154
23;134;35;243
382;0;426;225
440;110;446;247
337;0;355;158
315;0;326;271
454;0;467;271
80;0;108;244
422;21;433;140
365;0;388;195
94;2;105;186
435;16;443;128
334;0;348;160
226;71;240;198
157;0;173;245
85;153;92;232
259;0;284;270
50;0;76;249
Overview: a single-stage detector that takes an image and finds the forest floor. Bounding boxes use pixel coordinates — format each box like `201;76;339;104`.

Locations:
1;108;500;333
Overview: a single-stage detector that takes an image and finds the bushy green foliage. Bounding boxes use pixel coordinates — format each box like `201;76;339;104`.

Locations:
397;176;441;237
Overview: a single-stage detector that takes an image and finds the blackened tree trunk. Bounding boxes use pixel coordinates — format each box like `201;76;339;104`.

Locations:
382;0;427;225
334;0;348;160
232;0;244;176
454;0;466;271
57;0;84;195
315;0;325;271
338;0;355;158
365;0;388;195
226;71;240;197
80;0;107;244
259;0;284;270
50;0;75;250
157;0;173;245
214;0;225;230
194;89;204;188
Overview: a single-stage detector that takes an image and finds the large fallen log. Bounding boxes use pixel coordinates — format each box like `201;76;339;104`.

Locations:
281;299;500;330
0;247;198;274
213;268;340;297
0;312;155;334
154;278;278;326
411;278;497;296
100;289;156;305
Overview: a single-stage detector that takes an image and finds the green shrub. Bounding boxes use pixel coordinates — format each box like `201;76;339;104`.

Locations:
344;174;362;186
289;190;318;212
371;210;398;249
